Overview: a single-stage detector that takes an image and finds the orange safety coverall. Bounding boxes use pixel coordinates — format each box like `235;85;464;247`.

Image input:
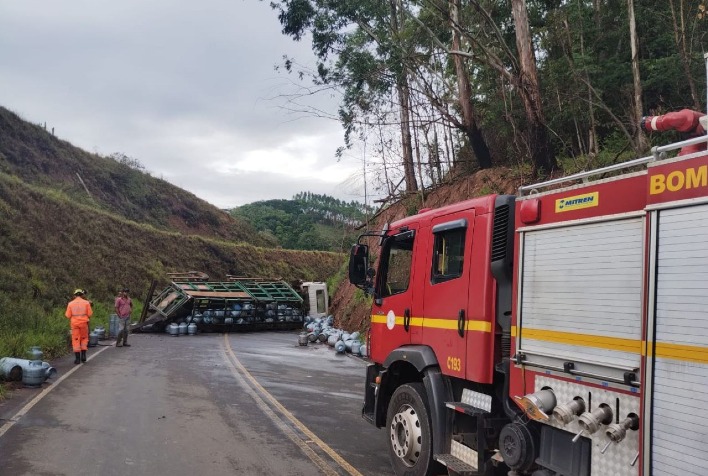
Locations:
65;296;93;352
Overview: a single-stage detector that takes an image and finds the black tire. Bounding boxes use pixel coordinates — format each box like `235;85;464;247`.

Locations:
385;382;441;476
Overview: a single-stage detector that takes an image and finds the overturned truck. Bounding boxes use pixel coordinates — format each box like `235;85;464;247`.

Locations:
136;272;304;333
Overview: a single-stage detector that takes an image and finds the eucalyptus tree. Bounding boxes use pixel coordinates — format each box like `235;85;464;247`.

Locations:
270;0;421;193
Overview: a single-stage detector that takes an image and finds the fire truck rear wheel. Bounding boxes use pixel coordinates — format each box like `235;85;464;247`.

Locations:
385;382;441;476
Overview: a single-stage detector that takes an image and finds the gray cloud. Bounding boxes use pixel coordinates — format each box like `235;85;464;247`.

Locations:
0;0;370;208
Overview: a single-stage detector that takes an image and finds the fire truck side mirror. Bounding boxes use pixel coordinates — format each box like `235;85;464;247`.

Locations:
348;244;370;288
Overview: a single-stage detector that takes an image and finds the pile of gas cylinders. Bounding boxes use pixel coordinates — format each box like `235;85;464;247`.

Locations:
0;346;57;388
190;302;303;326
298;315;368;358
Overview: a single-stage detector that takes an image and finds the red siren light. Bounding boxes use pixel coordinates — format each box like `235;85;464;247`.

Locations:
520;199;541;224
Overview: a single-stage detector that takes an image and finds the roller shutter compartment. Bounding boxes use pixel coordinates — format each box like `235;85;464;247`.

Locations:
652;203;708;476
520;218;644;375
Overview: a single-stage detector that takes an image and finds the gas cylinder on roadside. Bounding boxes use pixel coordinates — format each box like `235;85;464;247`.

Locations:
22;361;45;388
108;314;119;339
88;332;99;347
187;323;197;335
94;326;106;340
298;333;309;346
27;346;43;362
168;323;179;336
178;322;188;335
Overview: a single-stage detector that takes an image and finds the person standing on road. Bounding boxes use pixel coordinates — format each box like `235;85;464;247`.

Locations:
114;288;132;347
65;289;93;364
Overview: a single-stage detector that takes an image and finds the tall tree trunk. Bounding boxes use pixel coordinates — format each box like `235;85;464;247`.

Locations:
391;0;418;193
669;0;701;111
449;0;492;169
432;126;443;183
511;0;557;174
628;0;648;152
567;5;598;156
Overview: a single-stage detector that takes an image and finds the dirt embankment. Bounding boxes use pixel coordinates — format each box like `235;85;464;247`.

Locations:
331;167;524;333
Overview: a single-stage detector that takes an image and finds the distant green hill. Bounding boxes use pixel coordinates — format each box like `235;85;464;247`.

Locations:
229;192;374;252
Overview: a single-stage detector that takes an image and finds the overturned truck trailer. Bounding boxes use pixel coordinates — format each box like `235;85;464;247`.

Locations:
139;274;304;333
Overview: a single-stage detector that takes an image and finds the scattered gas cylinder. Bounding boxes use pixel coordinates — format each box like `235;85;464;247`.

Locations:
298;333;309;346
308;332;318;343
108;314;120;339
351;341;361;355
41;362;57;379
178;322;188;335
94;326;106;340
0;358;22;381
335;341;346;354
0;358;56;382
317;333;327;343
327;335;338;347
28;346;43;362
187;323;198;335
88;332;99;347
344;340;354;352
360;344;368;358
22;361;45;388
168;323;179;336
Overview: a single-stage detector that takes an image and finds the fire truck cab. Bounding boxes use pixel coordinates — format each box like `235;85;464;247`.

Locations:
350;115;708;476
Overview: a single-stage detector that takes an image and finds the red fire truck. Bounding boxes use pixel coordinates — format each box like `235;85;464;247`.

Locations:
348;109;708;476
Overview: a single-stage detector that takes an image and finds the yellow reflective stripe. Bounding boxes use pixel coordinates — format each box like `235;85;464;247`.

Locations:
370;315;492;333
521;328;641;354
371;315;404;325
654;342;708;364
511;326;517;337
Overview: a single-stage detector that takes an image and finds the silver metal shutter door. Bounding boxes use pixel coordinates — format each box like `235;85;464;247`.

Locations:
520;218;644;370
652;204;708;475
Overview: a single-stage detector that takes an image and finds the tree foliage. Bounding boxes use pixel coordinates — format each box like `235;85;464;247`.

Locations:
269;0;708;194
230;192;373;252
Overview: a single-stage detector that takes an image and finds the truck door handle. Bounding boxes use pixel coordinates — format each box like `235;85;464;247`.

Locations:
457;309;465;337
404;308;410;332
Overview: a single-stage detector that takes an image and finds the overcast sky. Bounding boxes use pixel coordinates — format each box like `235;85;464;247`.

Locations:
0;0;370;208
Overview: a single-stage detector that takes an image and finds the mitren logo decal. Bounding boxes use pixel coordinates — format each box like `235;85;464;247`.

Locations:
650;165;707;195
555;192;599;213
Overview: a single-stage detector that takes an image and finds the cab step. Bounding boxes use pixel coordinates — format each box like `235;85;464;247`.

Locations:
435;453;480;475
446;388;492;416
435;440;480;475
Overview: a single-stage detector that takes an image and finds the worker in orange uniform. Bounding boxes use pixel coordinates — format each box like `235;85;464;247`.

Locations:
65;288;93;364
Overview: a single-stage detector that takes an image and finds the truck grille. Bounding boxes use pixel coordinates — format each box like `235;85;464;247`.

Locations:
491;204;510;262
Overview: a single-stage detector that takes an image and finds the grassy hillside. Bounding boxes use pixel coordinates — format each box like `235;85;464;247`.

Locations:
0;106;345;384
0;106;271;245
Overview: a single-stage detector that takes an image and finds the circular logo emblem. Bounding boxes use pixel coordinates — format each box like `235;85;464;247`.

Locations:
386;310;396;330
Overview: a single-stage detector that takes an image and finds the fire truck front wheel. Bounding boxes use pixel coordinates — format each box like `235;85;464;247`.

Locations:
385;382;440;476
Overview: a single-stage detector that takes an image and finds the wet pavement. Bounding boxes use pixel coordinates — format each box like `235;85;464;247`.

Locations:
0;331;392;476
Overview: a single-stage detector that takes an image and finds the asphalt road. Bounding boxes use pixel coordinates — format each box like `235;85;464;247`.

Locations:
0;331;393;476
